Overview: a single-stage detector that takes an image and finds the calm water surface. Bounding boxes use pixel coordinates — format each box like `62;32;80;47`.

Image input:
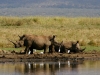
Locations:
0;60;100;75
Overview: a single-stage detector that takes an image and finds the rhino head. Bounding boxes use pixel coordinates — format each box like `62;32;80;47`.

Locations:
53;41;63;53
48;35;56;43
71;41;86;53
8;38;24;48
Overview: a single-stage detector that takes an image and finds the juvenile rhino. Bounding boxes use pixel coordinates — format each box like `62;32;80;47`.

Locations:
54;41;86;53
9;34;56;54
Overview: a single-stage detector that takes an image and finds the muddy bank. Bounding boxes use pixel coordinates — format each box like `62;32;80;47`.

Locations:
0;52;100;62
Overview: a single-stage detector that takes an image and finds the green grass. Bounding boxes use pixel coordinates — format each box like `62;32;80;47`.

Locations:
0;16;100;52
1;47;44;53
1;45;100;53
81;45;100;52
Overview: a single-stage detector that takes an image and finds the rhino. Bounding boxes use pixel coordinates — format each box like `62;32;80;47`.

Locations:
54;41;86;53
49;41;62;53
8;34;56;54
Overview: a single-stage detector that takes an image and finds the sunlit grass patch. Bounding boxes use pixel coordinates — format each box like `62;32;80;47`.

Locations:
82;45;100;52
0;16;100;52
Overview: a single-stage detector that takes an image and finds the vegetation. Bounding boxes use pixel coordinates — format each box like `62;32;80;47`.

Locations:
0;16;100;51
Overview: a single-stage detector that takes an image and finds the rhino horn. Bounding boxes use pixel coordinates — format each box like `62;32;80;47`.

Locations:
7;39;16;45
80;47;86;52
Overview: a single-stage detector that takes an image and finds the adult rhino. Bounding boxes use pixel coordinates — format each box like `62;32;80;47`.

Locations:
9;34;56;54
54;41;86;53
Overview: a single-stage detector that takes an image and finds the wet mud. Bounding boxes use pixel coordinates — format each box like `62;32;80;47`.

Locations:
0;51;100;62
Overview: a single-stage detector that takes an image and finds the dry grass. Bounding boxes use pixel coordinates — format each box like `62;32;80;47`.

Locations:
0;16;100;48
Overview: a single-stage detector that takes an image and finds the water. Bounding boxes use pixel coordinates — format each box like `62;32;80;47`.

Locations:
0;60;100;75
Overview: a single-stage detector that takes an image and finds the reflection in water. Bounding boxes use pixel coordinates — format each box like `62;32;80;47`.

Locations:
0;60;100;75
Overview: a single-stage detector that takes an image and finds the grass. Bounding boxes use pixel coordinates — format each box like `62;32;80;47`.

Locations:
81;46;100;52
1;46;100;52
0;48;23;52
0;16;100;52
1;47;44;53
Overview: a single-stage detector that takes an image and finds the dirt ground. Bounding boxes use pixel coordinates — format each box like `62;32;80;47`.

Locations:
0;50;100;62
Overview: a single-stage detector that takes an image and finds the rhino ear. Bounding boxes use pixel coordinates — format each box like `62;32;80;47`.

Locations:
49;35;56;41
60;41;63;45
76;41;79;44
53;35;56;39
75;40;79;46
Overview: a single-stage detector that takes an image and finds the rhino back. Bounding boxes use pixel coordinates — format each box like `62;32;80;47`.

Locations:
33;36;51;45
21;35;51;49
63;41;72;49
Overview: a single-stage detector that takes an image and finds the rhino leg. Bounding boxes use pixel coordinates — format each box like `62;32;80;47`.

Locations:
67;50;70;54
49;45;52;53
24;46;30;54
28;51;31;55
50;45;55;53
44;46;49;54
29;47;33;54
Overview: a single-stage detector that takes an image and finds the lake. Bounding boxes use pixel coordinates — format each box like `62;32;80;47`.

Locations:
0;60;100;75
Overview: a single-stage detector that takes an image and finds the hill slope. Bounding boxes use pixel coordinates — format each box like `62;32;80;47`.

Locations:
0;0;100;16
0;0;100;9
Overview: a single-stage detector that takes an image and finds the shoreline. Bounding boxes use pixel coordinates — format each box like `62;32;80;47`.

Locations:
0;53;100;62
